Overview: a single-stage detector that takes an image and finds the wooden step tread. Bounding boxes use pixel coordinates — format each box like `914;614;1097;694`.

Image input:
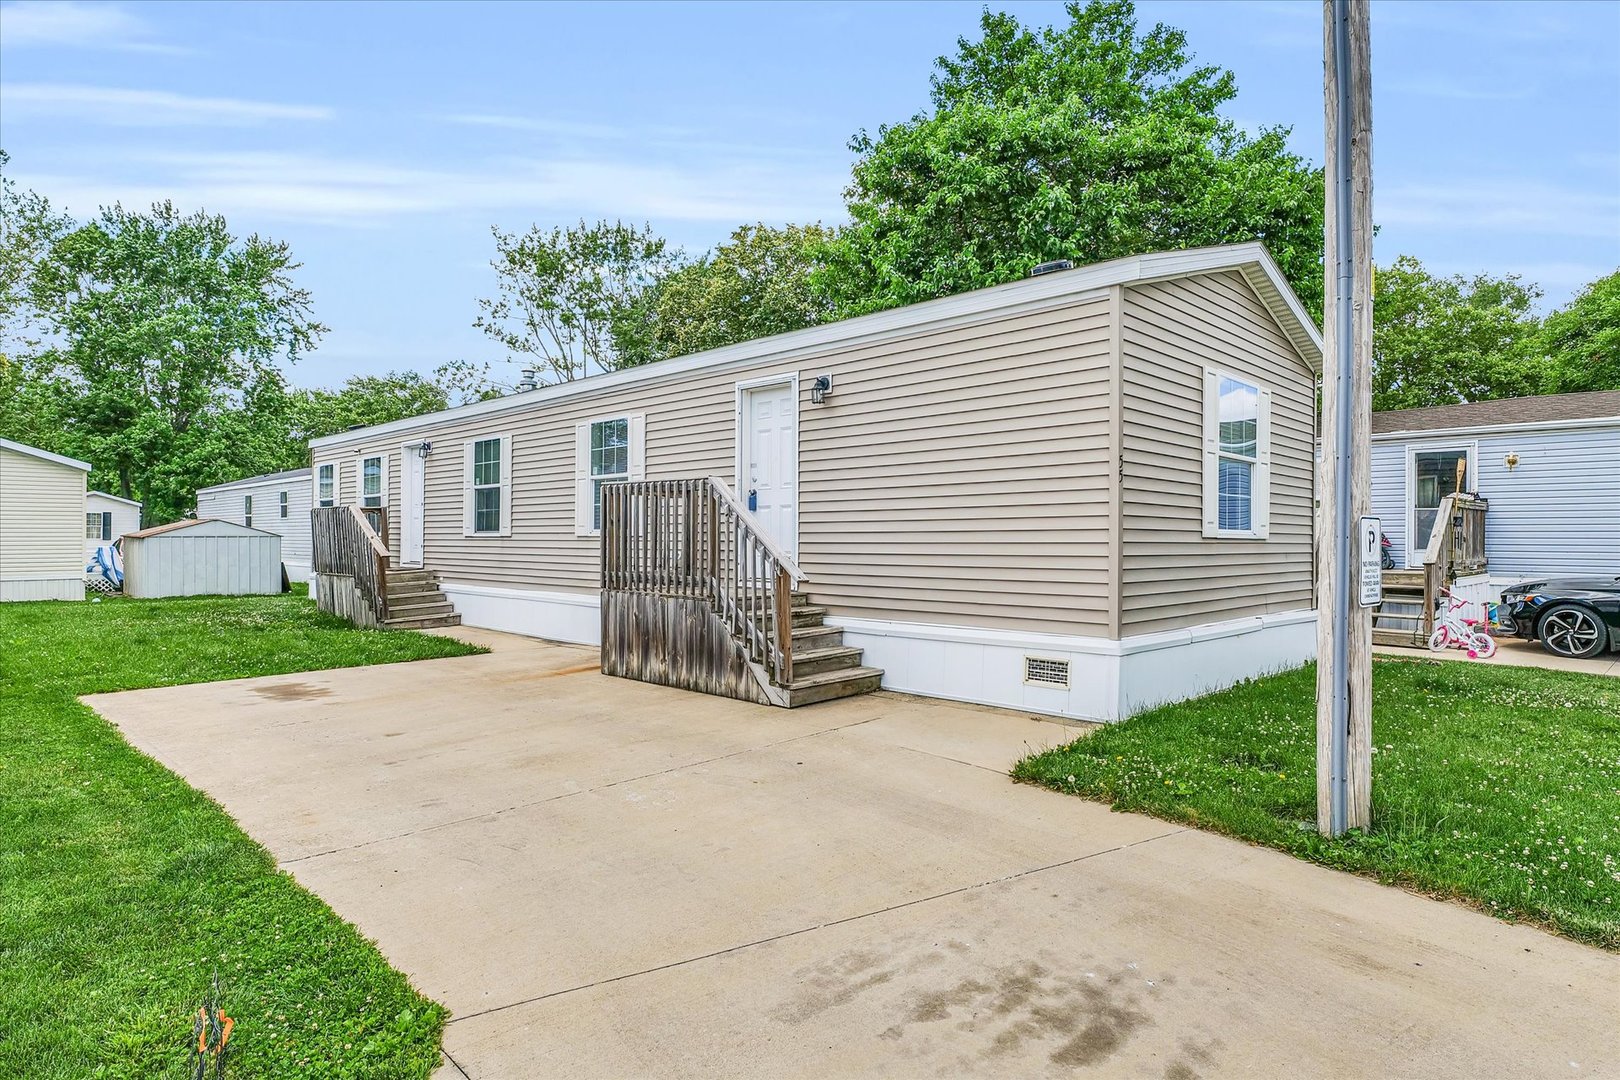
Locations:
787;665;883;690
384;613;462;629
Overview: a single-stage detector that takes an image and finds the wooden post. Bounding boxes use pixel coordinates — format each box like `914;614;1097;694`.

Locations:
1316;0;1374;837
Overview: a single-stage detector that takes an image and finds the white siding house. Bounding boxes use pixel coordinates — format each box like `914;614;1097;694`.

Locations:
0;438;91;601
195;468;314;582
85;491;143;561
1370;391;1620;590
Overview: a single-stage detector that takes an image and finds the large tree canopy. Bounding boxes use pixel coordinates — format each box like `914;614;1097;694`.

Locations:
817;0;1324;321
1539;270;1620;395
30;201;325;519
1370;255;1549;412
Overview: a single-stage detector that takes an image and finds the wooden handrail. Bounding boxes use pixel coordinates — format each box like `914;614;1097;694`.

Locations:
312;504;391;625
600;478;798;687
707;476;807;584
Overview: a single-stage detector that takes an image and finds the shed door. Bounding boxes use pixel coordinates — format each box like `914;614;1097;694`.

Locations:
740;382;798;559
1408;446;1472;567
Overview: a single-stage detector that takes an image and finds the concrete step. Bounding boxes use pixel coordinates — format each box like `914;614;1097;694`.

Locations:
385;613;462;630
790;605;829;628
783;666;883;707
790;645;865;678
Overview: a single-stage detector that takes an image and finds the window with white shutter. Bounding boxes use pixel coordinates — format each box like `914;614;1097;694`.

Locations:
575;413;645;536
1202;368;1271;539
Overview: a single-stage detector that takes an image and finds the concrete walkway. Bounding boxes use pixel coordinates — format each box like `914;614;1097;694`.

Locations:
1376;633;1620;676
87;629;1618;1080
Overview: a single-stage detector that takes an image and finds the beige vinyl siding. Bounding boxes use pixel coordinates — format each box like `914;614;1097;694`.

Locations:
0;446;88;599
1119;271;1316;634
313;293;1118;635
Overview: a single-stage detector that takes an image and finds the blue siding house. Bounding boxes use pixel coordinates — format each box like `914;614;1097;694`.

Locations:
1370;391;1620;591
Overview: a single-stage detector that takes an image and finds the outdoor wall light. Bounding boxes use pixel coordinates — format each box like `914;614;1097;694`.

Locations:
416;441;433;460
1504;452;1519;470
810;374;833;404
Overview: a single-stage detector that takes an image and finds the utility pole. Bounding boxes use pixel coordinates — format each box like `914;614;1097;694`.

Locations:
1317;0;1374;837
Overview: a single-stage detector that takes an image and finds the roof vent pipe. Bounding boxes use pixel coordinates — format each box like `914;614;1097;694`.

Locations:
1030;259;1074;277
516;368;538;392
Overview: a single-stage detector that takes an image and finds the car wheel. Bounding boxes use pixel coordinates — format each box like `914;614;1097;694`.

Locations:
1537;603;1608;659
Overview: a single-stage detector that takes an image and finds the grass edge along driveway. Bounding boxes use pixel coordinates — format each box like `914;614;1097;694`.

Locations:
1014;657;1620;951
0;591;483;1080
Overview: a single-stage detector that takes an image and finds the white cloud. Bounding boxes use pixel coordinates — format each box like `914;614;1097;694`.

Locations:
1378;179;1620;239
0;83;333;125
17;148;848;227
440;113;631;140
0;1;180;52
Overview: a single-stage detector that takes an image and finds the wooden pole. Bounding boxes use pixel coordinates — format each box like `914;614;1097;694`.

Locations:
1317;0;1374;837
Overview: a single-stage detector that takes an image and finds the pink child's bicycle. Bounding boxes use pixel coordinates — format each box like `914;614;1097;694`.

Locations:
1428;588;1496;659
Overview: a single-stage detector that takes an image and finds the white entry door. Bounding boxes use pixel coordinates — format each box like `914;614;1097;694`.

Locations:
1406;444;1472;567
740;381;798;559
400;444;426;567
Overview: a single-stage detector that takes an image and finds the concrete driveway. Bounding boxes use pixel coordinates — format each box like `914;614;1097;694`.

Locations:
88;629;1618;1080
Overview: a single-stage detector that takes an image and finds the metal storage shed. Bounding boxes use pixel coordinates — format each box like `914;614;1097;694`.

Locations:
121;518;284;598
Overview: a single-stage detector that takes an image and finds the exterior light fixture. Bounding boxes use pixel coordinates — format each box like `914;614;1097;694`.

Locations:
416;441;433;460
1504;452;1519;470
810;375;833;404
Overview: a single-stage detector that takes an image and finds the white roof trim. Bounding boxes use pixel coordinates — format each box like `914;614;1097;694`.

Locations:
0;438;91;472
196;468;312;495
87;490;143;507
311;242;1322;452
1370;415;1620;442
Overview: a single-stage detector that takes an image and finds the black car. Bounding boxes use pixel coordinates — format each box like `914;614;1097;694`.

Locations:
1500;576;1620;659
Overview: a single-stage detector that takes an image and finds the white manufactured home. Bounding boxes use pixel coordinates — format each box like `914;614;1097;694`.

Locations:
196;468;314;582
1371;391;1620;590
85;490;143;561
311;244;1323;721
0;438;91;602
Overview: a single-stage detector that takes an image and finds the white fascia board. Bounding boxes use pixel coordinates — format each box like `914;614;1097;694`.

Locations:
87;490;143;507
310;242;1321;453
0;438;91;472
196;468;312;495
1370;415;1620;442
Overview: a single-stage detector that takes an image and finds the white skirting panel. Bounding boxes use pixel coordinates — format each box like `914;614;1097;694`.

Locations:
0;574;85;602
440;582;601;645
433;581;1316;722
283;560;313;584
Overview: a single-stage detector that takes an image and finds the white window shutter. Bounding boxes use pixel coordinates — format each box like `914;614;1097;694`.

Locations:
628;414;646;481
1201;368;1220;537
462;441;475;535
500;436;514;534
1255;388;1273;539
574;422;593;536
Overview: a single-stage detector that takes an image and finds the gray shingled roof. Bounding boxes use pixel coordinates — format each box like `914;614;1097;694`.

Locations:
1371;391;1620;435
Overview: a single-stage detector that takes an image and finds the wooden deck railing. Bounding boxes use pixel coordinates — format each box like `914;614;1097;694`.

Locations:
601;477;805;687
312;504;391;625
1420;492;1488;639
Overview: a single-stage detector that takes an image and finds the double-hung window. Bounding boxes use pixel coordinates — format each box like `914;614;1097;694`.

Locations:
316;463;334;507
86;512;111;540
463;435;512;536
244;494;253;529
1202;368;1271;539
574;414;644;536
361;455;385;508
279;491;289;518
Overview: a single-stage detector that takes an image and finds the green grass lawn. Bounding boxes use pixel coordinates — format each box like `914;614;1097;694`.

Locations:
0;590;484;1079
1014;657;1620;950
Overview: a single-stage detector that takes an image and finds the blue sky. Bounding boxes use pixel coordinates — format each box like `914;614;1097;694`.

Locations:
2;0;1616;389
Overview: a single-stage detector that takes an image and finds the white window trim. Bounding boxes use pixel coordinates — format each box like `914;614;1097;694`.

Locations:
1201;367;1272;540
316;463;335;508
359;453;389;509
243;494;254;530
575;413;645;537
1402;439;1478;569
279;490;289;518
463;434;514;538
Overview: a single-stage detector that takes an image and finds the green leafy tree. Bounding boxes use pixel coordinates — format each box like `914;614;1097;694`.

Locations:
474;219;678;383
1371;255;1548;411
0;149;72;354
818;1;1324;321
1539;270;1620;394
617;223;836;364
31;202;325;520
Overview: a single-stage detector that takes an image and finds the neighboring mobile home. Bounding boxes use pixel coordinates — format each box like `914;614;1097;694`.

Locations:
0;438;92;601
1371;391;1620;591
85;490;143;561
311;244;1322;720
195;468;314;582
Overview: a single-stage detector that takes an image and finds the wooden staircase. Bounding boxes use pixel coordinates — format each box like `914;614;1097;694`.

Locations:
383;568;461;630
1372;569;1427;646
783;592;883;706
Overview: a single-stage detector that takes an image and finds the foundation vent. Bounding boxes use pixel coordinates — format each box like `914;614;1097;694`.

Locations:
1023;656;1070;688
